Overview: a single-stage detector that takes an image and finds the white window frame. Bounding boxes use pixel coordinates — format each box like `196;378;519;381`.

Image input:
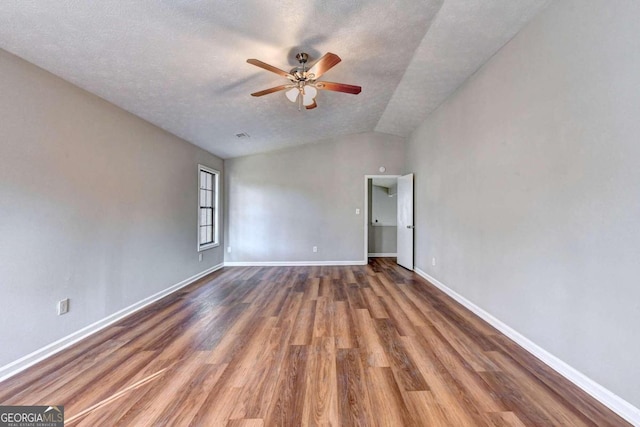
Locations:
197;165;220;251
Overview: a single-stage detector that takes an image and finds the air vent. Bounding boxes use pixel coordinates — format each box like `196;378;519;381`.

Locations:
235;132;250;139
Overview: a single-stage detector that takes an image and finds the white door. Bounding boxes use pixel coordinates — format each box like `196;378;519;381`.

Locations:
397;173;414;270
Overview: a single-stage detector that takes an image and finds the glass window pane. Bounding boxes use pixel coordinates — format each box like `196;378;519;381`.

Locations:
198;168;218;246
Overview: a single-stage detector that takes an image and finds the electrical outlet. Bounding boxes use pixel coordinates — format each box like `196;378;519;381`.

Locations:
198;253;203;262
355;208;360;215
313;246;318;253
432;257;436;266
58;298;69;315
227;246;231;253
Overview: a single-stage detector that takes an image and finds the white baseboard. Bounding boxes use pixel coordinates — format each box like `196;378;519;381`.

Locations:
367;253;397;257
0;263;224;382
413;267;640;426
224;260;367;267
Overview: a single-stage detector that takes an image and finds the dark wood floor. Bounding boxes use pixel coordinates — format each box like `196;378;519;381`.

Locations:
0;258;629;426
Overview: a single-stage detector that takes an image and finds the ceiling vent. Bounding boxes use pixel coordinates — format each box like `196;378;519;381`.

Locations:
235;132;250;139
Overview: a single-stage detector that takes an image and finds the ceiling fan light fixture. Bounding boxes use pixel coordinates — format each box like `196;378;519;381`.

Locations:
285;87;299;103
302;86;317;106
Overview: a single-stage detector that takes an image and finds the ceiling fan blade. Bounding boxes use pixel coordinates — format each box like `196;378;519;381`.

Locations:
316;81;361;95
308;53;341;79
305;100;317;110
251;85;291;97
247;59;293;79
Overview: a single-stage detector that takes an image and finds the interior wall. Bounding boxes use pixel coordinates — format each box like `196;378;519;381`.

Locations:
0;49;224;368
368;226;398;255
224;132;405;263
406;0;640;407
371;185;397;226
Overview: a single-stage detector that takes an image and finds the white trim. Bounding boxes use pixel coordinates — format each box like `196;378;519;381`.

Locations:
197;164;220;252
0;263;224;382
364;174;401;264
413;267;640;426
225;261;366;267
367;253;397;257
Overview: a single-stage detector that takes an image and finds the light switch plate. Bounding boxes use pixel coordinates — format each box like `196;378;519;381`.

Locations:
58;298;69;315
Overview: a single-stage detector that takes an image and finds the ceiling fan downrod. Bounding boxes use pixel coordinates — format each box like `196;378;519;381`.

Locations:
294;53;310;111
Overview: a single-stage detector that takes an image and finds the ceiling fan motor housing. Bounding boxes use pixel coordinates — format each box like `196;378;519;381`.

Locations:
291;53;313;80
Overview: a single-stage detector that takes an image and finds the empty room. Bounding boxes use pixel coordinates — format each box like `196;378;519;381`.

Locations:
1;0;639;425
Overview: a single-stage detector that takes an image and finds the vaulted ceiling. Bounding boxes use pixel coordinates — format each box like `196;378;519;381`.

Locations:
0;0;549;158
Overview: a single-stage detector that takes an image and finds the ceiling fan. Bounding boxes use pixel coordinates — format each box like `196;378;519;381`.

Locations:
247;52;361;110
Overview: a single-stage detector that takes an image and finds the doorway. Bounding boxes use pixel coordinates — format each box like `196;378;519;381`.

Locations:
363;174;414;269
365;176;399;258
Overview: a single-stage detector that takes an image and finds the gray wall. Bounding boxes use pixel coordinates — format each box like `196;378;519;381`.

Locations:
406;0;640;407
371;185;397;226
225;132;405;263
368;226;397;255
0;49;224;367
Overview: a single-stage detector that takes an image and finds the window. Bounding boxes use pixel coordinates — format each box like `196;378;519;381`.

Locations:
198;165;219;250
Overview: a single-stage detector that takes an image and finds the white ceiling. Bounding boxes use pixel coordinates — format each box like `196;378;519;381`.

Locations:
0;0;549;159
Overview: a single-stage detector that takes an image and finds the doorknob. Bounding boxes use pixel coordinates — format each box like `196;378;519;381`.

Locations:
406;225;414;229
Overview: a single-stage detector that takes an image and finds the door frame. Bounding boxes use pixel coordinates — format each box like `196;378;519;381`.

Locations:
363;175;401;263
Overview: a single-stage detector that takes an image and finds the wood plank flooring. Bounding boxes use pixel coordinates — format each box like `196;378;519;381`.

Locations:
0;258;629;426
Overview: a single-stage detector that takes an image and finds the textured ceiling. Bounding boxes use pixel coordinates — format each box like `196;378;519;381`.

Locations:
376;0;551;135
0;0;549;159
